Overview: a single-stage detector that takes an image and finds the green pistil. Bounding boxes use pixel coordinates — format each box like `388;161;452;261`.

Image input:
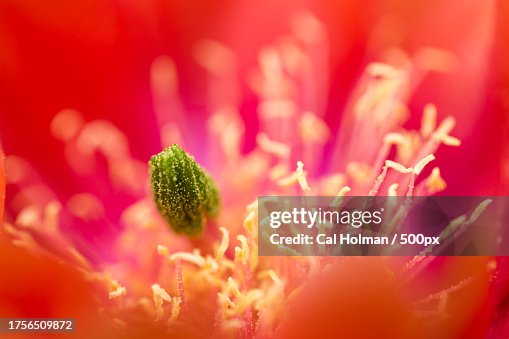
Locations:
149;144;220;236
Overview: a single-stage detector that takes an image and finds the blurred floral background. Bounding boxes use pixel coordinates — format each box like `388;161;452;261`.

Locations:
0;0;508;338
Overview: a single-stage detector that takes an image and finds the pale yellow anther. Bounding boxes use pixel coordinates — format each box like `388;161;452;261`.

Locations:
257;133;291;159
435;116;456;136
296;161;311;192
109;286;127;300
277;171;300;187
330;186;351;207
256;270;271;280
366;62;399;79
16;205;40;229
426;167;447;192
234;246;242;263
438;135;461;147
384;131;414;163
383;132;407;145
227;277;242;298
216;227;230;260
218;292;235;309
420;104;437;139
109;278;122;290
152;284;172;321
268;270;283;286
157;245;170;257
168;297;181;326
385;160;412;174
152;284;172;301
170;252;206;267
244;211;256;234
234;289;264;315
204;256;219;271
235;235;250;265
413;154;435;175
337;186;351;197
299;112;330;144
318;173;346;196
269;163;289;181
388;183;399;196
346;162;373;184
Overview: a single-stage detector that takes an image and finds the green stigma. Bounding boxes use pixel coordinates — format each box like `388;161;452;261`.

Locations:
149;144;220;236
